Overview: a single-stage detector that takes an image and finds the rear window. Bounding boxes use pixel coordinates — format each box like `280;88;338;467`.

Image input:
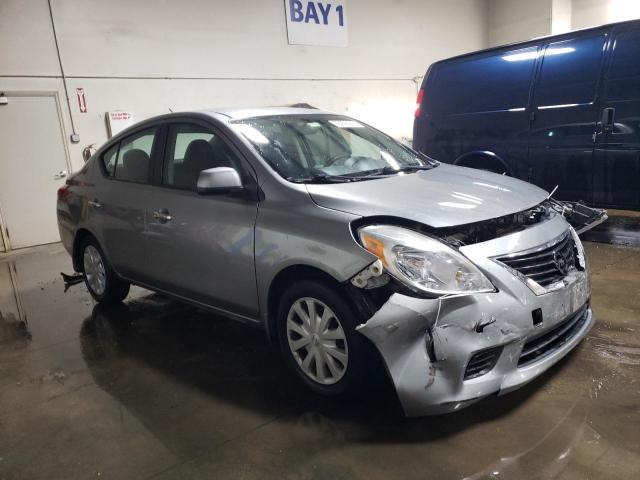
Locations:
99;127;157;184
425;45;538;115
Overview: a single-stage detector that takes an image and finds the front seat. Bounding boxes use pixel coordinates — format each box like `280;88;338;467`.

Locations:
179;139;217;189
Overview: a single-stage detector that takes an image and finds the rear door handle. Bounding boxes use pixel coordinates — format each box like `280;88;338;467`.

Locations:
153;209;173;223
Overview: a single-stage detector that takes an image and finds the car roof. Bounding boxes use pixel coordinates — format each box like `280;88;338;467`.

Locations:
201;106;335;120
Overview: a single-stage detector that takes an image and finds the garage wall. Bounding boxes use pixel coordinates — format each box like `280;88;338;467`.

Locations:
571;0;640;29
487;0;640;47
487;0;552;46
0;0;489;171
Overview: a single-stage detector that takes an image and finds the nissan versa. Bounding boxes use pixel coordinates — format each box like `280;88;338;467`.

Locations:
57;107;601;416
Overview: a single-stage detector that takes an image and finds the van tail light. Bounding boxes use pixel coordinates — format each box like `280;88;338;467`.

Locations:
414;88;424;118
57;184;71;202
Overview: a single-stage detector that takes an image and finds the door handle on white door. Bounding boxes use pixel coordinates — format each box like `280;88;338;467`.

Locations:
54;170;68;179
88;200;102;208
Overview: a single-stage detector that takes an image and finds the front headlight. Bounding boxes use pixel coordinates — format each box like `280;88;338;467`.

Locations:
357;225;495;296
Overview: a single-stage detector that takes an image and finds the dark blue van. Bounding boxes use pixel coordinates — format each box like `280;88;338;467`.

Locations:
413;20;640;210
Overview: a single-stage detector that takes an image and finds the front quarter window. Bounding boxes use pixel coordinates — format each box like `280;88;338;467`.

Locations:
231;115;436;182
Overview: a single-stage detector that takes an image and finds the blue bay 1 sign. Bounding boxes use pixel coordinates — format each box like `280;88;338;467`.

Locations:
285;0;348;47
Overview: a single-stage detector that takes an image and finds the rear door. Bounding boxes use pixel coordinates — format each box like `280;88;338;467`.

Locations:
143;120;259;319
528;32;608;203
92;126;160;279
592;24;640;209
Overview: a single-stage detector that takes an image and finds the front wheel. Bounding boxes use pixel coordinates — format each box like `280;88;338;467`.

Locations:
81;237;130;303
277;280;367;396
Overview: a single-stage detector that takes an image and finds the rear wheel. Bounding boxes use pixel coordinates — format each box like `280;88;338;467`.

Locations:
81;237;130;303
277;280;367;396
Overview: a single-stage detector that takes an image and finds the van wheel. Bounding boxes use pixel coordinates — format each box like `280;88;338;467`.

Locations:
277;280;366;396
81;237;130;303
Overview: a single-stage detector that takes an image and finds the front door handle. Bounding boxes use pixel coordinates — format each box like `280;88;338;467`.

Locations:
153;209;173;223
601;107;615;133
54;170;68;179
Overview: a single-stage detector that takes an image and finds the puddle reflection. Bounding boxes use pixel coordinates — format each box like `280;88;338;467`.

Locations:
0;261;30;345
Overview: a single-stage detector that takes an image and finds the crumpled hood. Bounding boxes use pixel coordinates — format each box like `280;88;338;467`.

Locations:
306;163;549;228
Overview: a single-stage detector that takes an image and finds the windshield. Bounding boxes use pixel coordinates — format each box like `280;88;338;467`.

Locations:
231;115;437;182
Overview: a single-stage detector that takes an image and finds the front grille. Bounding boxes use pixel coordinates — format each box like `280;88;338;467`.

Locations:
464;346;503;380
496;232;580;287
518;305;589;367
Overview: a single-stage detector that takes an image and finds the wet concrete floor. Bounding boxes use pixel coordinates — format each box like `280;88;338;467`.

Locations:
1;241;639;479
582;210;640;247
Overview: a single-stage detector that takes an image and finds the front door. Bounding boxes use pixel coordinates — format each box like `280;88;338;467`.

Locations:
528;33;607;204
0;94;70;249
593;25;640;209
144;122;259;319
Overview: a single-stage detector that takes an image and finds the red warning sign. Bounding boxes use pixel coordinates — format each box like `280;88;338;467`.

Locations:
76;88;87;113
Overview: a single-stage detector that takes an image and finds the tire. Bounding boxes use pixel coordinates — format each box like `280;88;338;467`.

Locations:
277;279;367;396
80;236;130;303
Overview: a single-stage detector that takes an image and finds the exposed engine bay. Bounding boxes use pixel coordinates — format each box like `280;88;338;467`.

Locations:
437;200;607;247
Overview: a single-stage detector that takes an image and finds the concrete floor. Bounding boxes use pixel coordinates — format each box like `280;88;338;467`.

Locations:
0;241;639;480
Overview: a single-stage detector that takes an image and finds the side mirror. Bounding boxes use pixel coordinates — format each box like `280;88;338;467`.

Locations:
196;167;243;195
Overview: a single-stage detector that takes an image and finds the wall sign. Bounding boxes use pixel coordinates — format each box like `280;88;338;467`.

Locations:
76;88;87;113
284;0;348;47
106;111;135;137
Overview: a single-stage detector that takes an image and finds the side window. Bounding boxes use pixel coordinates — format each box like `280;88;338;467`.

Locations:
102;143;119;177
605;29;640;102
114;128;156;183
163;123;241;190
427;45;538;115
535;35;605;107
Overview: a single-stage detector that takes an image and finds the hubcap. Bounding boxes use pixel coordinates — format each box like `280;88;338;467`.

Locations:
83;245;106;296
286;297;348;385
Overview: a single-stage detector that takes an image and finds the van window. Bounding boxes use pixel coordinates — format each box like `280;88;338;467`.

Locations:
427;46;538;115
605;30;640;101
534;35;606;107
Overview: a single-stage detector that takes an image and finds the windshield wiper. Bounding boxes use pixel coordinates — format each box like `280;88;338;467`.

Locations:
287;174;363;184
358;164;436;177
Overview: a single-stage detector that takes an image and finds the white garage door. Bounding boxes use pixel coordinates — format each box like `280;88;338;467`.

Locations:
0;94;70;249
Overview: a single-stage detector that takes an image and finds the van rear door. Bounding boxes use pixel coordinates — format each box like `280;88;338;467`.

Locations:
528;32;608;205
592;24;640;209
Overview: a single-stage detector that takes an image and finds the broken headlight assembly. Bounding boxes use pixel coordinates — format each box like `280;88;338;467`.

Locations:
357;225;495;297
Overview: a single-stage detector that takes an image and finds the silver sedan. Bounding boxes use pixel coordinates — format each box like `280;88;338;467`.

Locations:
57;107;597;416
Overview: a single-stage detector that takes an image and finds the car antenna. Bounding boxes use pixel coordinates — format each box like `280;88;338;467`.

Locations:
546;185;559;199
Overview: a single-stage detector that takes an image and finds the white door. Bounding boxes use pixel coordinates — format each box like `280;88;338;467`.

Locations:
0;94;70;249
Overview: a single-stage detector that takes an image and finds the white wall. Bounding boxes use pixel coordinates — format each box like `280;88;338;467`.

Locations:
487;0;640;48
487;0;552;46
571;0;640;29
0;0;489;171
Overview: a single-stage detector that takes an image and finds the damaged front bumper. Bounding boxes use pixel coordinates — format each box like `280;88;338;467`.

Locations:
356;214;594;417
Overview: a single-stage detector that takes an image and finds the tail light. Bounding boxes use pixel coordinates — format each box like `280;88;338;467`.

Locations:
414;88;424;118
57;184;71;201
